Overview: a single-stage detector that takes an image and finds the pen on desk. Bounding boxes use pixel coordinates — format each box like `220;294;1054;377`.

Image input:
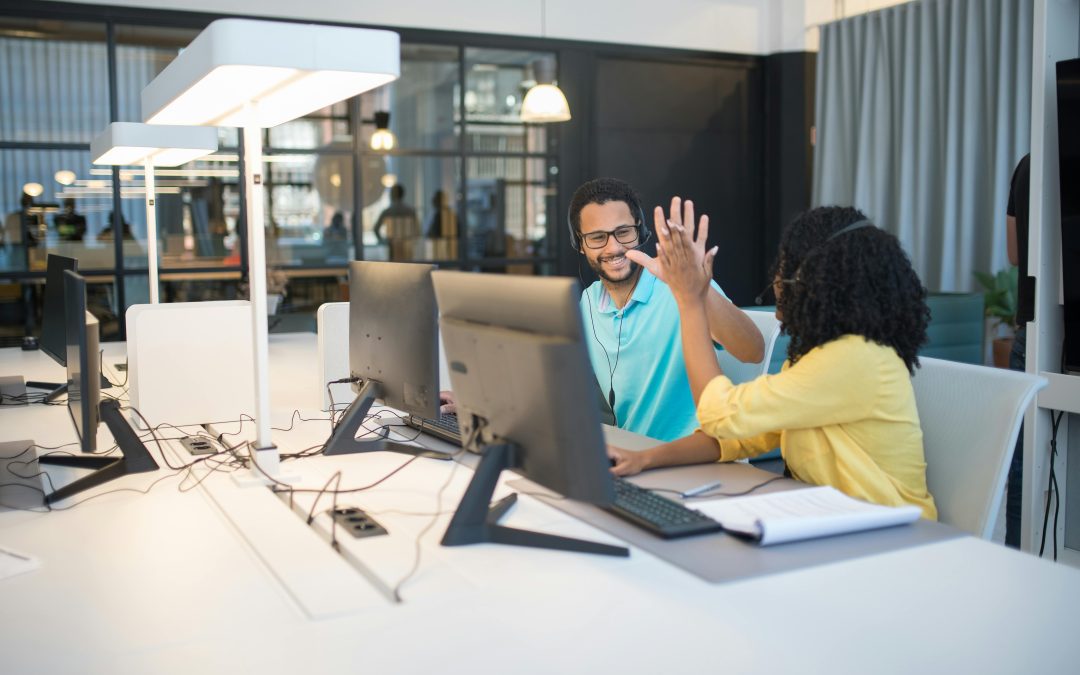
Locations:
682;481;723;498
0;546;31;561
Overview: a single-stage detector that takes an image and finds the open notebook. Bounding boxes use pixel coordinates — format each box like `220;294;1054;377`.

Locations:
694;486;922;546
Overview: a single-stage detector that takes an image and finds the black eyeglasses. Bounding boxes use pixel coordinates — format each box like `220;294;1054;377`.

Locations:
580;224;639;250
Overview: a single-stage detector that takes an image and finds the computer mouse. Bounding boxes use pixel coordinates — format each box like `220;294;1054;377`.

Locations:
21;336;39;351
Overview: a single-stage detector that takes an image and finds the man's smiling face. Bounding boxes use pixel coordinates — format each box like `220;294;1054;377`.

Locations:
578;200;640;284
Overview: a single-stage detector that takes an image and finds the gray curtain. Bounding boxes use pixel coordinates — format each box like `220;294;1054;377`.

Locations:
812;0;1033;292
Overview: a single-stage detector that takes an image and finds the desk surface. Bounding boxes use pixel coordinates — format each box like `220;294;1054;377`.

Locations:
1;335;1079;674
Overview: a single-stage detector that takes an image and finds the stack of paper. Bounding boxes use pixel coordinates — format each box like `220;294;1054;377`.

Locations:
694;486;921;546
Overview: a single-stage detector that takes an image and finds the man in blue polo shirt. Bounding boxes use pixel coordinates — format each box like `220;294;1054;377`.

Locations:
570;178;763;442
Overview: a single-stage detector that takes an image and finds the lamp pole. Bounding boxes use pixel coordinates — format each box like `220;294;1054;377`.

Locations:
243;106;278;476
143;159;159;304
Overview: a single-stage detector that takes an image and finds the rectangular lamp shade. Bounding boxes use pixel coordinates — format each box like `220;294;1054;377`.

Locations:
142;19;400;128
91;122;219;166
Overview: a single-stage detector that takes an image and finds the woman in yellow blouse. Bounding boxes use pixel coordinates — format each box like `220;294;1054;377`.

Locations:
611;202;937;519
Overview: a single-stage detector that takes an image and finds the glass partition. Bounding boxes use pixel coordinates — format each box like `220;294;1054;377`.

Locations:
0;18;109;144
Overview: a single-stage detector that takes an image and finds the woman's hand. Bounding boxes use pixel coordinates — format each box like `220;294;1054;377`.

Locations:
632;197;716;304
607;445;650;477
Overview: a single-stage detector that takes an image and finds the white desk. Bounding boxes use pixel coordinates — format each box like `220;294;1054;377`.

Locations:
1;335;1079;674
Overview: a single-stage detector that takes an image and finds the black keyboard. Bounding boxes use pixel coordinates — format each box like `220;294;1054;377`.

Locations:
403;412;462;445
606;477;723;539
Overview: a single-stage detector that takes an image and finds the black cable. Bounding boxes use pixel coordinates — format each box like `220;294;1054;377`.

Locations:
110;357;130;388
1039;410;1064;559
306;472;343;525
689;475;787;499
578;257;641;428
390;446;467;603
271;409;335;432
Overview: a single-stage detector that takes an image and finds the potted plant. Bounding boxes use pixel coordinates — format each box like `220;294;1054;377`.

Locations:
974;267;1018;368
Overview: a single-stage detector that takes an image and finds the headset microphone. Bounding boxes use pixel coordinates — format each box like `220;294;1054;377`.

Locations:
754;281;773;306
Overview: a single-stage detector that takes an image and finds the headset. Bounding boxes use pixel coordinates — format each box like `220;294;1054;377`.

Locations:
566;197;652;254
569;192;652;425
754;218;876;305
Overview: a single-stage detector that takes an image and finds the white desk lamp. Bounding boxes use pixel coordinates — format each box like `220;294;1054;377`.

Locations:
140;18;400;480
90;122;219;304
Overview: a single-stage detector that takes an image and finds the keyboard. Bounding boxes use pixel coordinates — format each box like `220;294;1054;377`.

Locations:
403;412;462;445
606;477;723;539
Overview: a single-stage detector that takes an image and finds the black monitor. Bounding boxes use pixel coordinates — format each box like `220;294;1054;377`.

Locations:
1057;57;1080;373
26;253;109;401
432;270;627;557
41;253;78;366
322;261;449;459
36;270;158;504
65;270;101;454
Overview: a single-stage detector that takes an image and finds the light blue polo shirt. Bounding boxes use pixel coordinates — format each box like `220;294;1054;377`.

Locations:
579;268;724;442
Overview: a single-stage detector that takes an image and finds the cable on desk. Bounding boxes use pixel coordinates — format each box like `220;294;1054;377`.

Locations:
272;409;335;433
391;448;463;603
1040;409;1064;560
306;471;343;525
685;475;787;499
389;419;483;603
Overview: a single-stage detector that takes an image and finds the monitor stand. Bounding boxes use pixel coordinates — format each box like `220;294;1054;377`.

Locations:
38;399;159;504
26;372;112;402
322;379;451;460
441;441;629;557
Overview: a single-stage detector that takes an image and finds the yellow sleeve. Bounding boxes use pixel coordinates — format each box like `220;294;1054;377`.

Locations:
697;336;879;440
717;432;782;461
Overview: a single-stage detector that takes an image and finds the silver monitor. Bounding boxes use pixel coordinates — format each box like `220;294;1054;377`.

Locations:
37;270;158;504
323;261;448;459
433;270;625;556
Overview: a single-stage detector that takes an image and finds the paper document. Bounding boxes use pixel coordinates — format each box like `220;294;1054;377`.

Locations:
694;486;921;546
0;545;40;581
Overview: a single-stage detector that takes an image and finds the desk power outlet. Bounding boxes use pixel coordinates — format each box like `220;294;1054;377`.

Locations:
179;436;216;456
330;507;388;539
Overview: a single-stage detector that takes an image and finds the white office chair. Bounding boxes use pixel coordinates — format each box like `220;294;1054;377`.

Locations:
316;302;352;411
911;357;1046;539
717;309;781;385
316;301;452;412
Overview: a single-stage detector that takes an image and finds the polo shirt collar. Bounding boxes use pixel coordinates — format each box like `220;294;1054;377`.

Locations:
596;267;657;314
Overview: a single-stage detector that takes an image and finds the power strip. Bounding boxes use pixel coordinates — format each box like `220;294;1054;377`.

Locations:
329;507;388;539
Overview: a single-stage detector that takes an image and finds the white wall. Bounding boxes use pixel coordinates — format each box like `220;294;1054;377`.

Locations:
59;0;912;53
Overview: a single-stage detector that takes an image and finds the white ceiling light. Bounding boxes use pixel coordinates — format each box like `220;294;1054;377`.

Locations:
369;111;396;152
90;122;218;167
22;182;44;197
141;19;399;128
91;122;219;305
521;83;571;123
54;170;77;186
521;2;571;123
138;18;400;476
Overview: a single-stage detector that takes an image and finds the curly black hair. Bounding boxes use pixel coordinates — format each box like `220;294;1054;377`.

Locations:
774;206;930;374
567;178;646;235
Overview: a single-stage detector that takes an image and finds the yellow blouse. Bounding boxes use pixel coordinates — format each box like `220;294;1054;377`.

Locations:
697;334;937;520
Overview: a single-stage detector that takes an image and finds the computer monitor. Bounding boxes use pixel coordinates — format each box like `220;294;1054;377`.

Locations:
322;261;449;459
1057;57;1080;373
36;270;158;504
41;253;78;366
65;271;101;454
432;270;627;557
26;254;109;401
